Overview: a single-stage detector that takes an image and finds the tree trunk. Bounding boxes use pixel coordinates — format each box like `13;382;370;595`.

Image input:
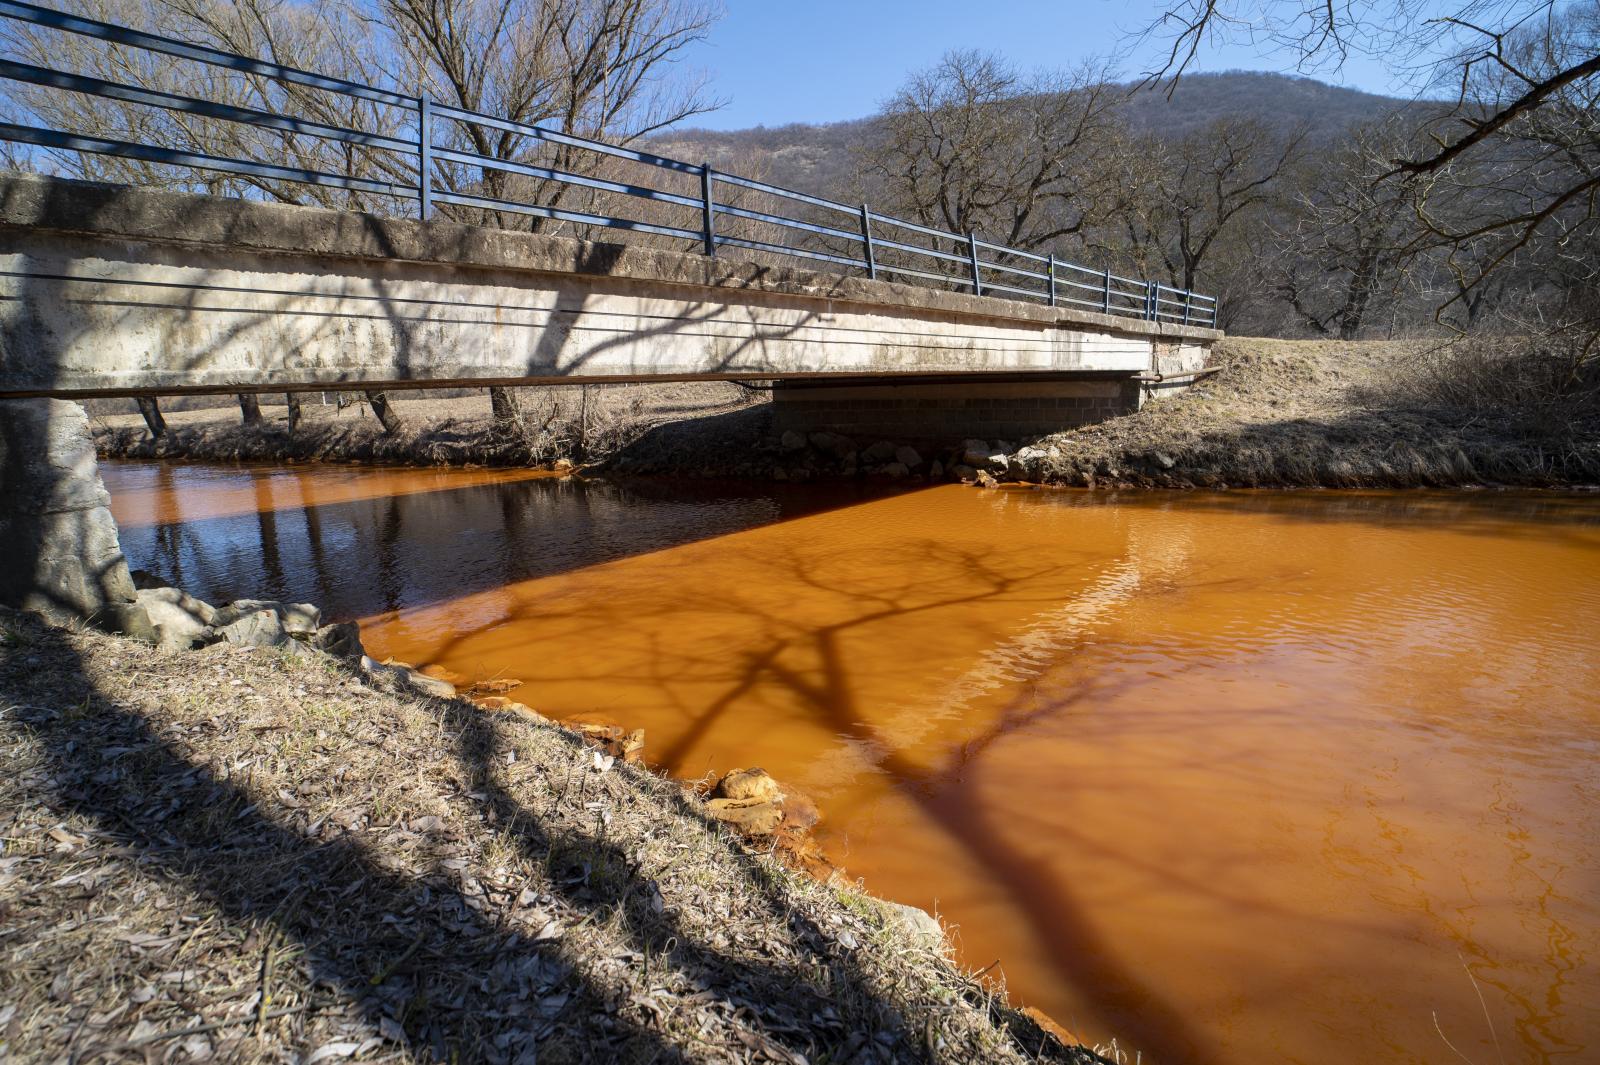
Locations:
365;390;402;435
136;396;167;437
238;394;262;425
489;386;517;421
285;392;302;432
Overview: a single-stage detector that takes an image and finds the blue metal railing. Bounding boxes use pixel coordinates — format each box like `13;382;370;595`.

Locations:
0;0;1216;327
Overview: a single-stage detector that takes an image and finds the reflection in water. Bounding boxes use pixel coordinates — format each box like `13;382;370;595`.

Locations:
104;461;1600;1064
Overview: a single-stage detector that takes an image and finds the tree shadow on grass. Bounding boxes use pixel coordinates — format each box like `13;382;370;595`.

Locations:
1;614;1096;1063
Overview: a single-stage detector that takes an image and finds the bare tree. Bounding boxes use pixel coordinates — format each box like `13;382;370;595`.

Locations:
0;0;721;216
1275;121;1416;338
1109;116;1306;296
862;50;1123;252
1136;0;1600;353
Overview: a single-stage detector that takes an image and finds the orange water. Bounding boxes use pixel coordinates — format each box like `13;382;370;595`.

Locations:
104;462;1600;1063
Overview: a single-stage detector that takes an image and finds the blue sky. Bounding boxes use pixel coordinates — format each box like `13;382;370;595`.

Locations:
674;0;1402;130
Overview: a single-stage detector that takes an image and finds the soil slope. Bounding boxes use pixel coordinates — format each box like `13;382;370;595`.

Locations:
1033;338;1600;488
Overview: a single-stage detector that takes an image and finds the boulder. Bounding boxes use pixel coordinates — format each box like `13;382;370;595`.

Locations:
136;586;216;652
893;445;922;469
928;460;944;480
476;697;548;724
360;654;411;683
779;429;807;452
781;790;821;831
311;621;364;660
213;599;320;636
877;900;945;947
877;462;910;479
704;797;783;835
217;609;298;651
807;431;855;460
950;463;977;481
960;440;1001;469
405;671;457;699
1152;451;1176;469
860;440;898;465
129;569;171;591
716;767;782;803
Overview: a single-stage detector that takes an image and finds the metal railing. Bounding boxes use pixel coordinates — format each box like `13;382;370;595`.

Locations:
0;0;1216;327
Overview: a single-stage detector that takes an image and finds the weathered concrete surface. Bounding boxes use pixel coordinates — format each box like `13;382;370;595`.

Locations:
0;174;1219;398
773;376;1146;443
0;397;150;634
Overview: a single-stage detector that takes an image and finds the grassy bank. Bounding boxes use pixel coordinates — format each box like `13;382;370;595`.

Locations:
0;609;1102;1064
1032;337;1600;489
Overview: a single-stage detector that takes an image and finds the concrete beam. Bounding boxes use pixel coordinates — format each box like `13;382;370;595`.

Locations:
0;174;1219;399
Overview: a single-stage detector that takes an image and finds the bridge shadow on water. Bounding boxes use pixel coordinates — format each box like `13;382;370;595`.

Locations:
106;465;907;622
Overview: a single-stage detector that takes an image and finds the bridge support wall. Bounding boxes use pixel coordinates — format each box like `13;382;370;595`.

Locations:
0;397;150;633
772;378;1146;444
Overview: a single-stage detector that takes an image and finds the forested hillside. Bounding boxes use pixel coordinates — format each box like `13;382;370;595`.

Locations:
651;72;1408;194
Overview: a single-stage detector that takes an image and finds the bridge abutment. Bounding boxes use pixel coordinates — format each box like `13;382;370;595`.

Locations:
0;398;151;634
772;377;1145;444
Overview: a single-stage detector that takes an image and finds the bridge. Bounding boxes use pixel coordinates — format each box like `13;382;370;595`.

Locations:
0;0;1219;630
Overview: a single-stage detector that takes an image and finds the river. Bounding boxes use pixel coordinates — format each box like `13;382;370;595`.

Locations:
102;460;1600;1064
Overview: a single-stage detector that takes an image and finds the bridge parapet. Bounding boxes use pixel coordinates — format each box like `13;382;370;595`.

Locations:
0;174;1218;399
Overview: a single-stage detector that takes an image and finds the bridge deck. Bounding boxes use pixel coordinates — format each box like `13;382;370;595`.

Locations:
0;175;1219;400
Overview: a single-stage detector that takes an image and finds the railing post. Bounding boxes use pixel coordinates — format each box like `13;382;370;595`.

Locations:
1047;253;1056;307
1147;281;1158;321
1182;289;1191;325
699;162;716;257
860;203;876;281
967;232;982;296
417;95;433;219
1102;267;1111;314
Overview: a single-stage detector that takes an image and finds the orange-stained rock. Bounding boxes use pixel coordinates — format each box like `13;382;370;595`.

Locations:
614;728;645;763
715;767;782;803
420;663;469;687
472;695;548;722
705;797;783;835
468;678;523;695
1018;1007;1086;1051
781;789;821;831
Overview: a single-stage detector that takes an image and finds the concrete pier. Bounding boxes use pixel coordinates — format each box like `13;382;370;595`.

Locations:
0;398;149;633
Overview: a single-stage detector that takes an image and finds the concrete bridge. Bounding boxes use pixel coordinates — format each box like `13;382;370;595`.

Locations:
0;173;1219;631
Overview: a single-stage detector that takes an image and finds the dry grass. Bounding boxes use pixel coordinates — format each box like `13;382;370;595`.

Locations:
0;609;1100;1064
1034;337;1600;488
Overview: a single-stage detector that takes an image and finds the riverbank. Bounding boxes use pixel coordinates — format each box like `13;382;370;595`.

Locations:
1027;337;1600;488
0;606;1103;1064
92;338;1600;488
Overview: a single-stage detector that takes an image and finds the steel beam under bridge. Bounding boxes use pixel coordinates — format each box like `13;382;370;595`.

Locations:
0;175;1220;400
